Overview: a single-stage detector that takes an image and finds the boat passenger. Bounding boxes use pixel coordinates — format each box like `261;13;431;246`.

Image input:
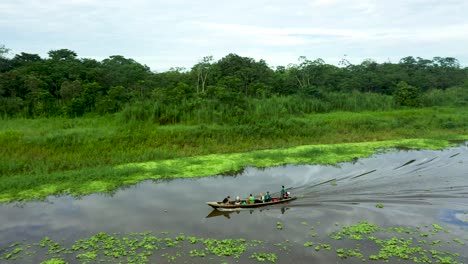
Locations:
264;191;272;202
280;186;286;199
235;196;241;204
248;194;255;204
257;193;264;203
222;196;231;204
285;192;290;198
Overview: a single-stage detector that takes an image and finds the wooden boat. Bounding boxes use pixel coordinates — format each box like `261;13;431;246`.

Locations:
207;197;297;209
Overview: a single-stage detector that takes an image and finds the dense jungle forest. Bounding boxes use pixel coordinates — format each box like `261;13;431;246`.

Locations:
1;44;467;123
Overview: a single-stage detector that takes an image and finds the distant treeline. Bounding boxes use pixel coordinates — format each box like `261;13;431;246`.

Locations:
0;45;467;121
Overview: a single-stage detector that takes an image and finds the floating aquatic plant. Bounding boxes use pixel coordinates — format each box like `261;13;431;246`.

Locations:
303;242;314;247
1;221;465;264
249;252;277;262
276;221;283;230
40;258;67;264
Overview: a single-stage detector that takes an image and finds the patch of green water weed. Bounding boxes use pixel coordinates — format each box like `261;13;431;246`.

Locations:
432;223;450;233
40;258;68;264
203;238;247;258
392;226;415;234
189;249;206;257
336;248;364;260
76;251;98;261
249;252;277;262
328;221;464;263
276;221;283;230
330;221;381;240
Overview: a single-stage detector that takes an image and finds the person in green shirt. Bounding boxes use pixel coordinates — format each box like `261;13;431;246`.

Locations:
264;191;272;202
280;186;286;199
248;194;255;204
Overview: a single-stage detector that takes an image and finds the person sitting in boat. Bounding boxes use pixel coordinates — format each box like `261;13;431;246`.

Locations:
264;191;272;202
285;191;290;198
248;194;255;204
255;193;264;203
235;196;241;204
222;196;231;204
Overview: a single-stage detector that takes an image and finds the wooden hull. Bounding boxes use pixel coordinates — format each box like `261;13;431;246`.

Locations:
207;197;297;209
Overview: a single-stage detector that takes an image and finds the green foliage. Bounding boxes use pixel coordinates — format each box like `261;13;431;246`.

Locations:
249;252;278;262
2;222;466;264
48;49;77;61
203;238;247;258
276;222;283;230
114;92;399;126
336;248;364;259
2;231;283;264
1;47;467;118
40;258;68;264
0;108;467;202
421;86;468;107
0;97;24;117
394;81;421;107
0;44;10;58
332;222;463;263
330;221;381;240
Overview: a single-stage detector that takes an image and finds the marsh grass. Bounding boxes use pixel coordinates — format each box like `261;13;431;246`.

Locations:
0;107;467;201
0;138;466;202
114;91;404;125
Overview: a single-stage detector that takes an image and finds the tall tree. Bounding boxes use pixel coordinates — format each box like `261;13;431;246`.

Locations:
11;52;42;68
100;55;151;89
214;54;274;96
0;44;11;72
0;44;9;58
192;56;213;93
48;49;78;61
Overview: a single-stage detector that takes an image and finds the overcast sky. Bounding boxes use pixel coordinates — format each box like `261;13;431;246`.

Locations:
1;0;468;71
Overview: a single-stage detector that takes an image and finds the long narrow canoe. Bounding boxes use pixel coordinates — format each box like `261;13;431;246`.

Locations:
207;197;297;209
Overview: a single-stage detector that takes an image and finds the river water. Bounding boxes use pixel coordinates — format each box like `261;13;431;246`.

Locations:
0;143;467;263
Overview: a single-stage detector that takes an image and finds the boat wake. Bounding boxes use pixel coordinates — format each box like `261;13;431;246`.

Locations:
273;144;468;207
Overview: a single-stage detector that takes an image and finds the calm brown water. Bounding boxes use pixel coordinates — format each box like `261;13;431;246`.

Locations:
0;143;467;263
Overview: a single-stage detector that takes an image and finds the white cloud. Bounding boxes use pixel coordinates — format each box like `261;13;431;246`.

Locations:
1;0;468;71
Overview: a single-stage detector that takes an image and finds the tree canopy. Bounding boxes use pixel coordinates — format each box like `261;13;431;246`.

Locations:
0;44;467;118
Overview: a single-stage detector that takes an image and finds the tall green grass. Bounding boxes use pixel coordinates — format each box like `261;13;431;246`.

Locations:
116;92;397;125
420;86;468;107
116;87;467;125
1;137;465;202
1;107;467;179
1;88;467;201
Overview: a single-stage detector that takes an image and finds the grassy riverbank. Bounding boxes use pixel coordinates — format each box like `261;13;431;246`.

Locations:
1;106;467;202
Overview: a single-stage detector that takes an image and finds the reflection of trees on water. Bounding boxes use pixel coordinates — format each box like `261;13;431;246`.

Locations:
206;207;290;219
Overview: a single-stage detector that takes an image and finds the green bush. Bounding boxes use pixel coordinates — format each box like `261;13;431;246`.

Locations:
394;81;421;107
